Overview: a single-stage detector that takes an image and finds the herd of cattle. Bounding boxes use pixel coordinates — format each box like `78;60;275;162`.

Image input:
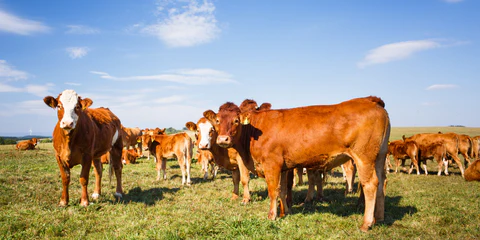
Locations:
11;89;479;232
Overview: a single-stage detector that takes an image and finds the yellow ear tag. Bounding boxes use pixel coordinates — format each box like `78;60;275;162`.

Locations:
243;117;250;125
137;139;142;143
151;138;155;143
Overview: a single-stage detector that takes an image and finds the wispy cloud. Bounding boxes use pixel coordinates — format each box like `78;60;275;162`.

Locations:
443;0;463;3
90;68;237;85
66;47;90;59
426;84;459;90
65;25;100;34
154;95;187;104
0;60;29;81
65;82;81;86
0;9;50;35
142;0;221;47
358;40;442;68
0;82;54;97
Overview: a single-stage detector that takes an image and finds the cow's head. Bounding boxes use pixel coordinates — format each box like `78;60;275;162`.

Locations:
186;118;215;150
204;102;244;148
140;134;153;151
31;138;38;146
43;90;92;132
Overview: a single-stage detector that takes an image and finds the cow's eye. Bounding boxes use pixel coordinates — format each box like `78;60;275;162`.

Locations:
234;118;239;124
216;119;220;124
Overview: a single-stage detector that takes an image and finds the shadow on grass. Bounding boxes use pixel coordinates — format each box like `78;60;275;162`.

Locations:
251;186;417;227
118;186;181;206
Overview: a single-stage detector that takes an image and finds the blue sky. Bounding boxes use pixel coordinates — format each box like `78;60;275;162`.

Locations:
0;0;479;136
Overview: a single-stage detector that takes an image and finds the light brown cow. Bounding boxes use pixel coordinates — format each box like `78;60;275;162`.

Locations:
196;149;218;180
388;139;418;174
121;126;142;153
186;118;253;203
204;96;390;232
15;138;38;150
139;128;166;161
140;133;192;185
122;148;139;165
455;133;473;166
464;159;480;181
414;141;448;176
43;89;123;207
472;136;480;159
404;133;465;177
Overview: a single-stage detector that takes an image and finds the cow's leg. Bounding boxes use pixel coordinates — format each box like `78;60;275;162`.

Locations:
177;153;187;185
450;154;465;177
304;169;316;203
422;160;428;175
156;156;163;181
394;157;400;173
56;155;70;207
443;157;449;175
315;170;324;201
111;142;124;197
231;168;240;200
264;166;282;220
92;158;103;199
237;155;251;204
79;155;93;207
343;160;356;195
278;170;292;217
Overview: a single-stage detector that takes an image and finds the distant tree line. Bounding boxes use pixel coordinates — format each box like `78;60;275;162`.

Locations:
0;136;51;145
448;125;465;127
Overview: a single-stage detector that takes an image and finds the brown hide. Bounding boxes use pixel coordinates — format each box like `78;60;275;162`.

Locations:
204;96;390;232
121;126;142;150
186;117;252;203
404;132;465;177
387;140;417;174
472;136;480;159
15;138;38;150
122;149;139;164
140;132;192;185
43;90;123;207
464;159;480;181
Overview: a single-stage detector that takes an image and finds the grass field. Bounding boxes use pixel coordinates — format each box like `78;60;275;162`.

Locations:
0;127;479;239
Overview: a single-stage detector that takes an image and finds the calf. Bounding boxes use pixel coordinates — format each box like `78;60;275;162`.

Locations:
388;139;418;174
414;141;448;176
44;89;123;207
196;149;218;180
140;133;192;185
122;148;139;164
121;126;142;154
15;138;38;150
464;159;480;181
204;96;389;232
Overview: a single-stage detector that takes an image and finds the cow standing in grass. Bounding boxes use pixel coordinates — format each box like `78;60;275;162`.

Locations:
43;89;124;207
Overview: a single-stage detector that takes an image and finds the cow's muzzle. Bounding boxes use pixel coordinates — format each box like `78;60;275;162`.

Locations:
217;135;233;148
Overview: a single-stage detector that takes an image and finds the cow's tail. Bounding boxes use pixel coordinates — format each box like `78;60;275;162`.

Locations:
184;136;192;172
108;153;113;184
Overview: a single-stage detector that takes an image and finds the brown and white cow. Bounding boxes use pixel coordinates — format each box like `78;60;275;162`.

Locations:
464;159;480;181
15;138;38;150
44;89;123;207
404;133;465;177
140;132;192;185
186;118;253;203
204;96;389;232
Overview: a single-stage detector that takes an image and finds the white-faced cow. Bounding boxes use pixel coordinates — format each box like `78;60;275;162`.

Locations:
44;90;123;207
204;96;390;232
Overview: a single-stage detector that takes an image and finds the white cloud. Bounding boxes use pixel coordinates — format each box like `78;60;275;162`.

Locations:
0;100;53;117
154;95;186;104
0;60;29;81
0;9;50;35
142;0;220;47
90;68;236;85
66;47;90;59
426;84;459;90
358;40;442;68
65;25;100;34
0;82;54;97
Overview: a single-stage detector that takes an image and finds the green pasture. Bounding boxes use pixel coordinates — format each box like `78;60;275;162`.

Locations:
0;127;479;239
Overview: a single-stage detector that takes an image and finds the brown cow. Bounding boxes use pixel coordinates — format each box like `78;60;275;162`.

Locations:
196;149;218;180
204;96;389;232
122;148;139;164
455;133;473;166
121;126;142;153
139;128;165;161
404;133;465;177
140;132;192;185
186;118;253;203
15;138;38;150
43;89;123;207
472;136;480;159
388;139;418;174
414;141;448;176
464;159;480;181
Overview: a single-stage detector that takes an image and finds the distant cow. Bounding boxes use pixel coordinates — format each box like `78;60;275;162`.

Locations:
464;159;480;181
121;126;142;153
43;89;123;207
388;139;418;174
472;136;480;159
122;149;139;165
415;141;448;176
140;132;192;185
15;138;38;150
204;96;389;232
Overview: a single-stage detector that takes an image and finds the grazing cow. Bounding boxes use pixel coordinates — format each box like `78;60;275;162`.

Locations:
43;90;123;207
204;96;390;232
122;149;139;164
15;138;38;150
140;132;192;185
388;139;418;174
196;149;218;180
404;133;465;177
464;159;480;181
186;118;253;203
414;141;448;176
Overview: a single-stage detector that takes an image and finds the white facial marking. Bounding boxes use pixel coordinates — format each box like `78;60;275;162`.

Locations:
198;122;213;149
59;90;79;129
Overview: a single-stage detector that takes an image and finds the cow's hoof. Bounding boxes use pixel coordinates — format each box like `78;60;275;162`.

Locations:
114;192;122;198
92;193;100;199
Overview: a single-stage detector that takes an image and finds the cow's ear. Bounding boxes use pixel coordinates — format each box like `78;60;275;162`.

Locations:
258;103;272;110
185;122;197;131
80;98;93;110
203;110;217;124
43;96;58;109
240;112;251;125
